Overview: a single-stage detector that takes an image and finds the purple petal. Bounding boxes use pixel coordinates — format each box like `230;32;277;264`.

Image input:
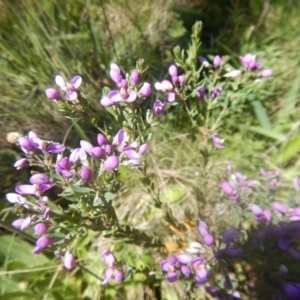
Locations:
14;158;28;169
176;253;193;264
97;134;108;146
15;184;37;195
70;76;82;88
12;218;25;229
46;143;65;153
80;140;93;154
181;265;190;277
126;91;137;103
6;193;26;204
167;271;178;282
30;174;52;185
100;96;114;107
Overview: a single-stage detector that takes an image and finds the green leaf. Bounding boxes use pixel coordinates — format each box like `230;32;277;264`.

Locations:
246;126;285;140
69;185;93;194
274;135;300;164
104;192;116;201
160;186;185;203
0;235;49;268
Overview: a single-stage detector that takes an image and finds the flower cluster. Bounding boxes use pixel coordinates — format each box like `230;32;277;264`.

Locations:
45;75;83;102
102;250;124;285
239;53;273;78
100;63;151;107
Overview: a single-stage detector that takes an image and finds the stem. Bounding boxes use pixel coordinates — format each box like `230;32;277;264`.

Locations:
0;220;36;243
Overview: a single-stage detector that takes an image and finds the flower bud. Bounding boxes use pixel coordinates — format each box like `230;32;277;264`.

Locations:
168;64;178;77
45;88;61;100
12;218;25;229
260;69;273;78
213;55;222;68
153;100;165;116
80;167;92;180
64;251;76;269
178;75;185;85
34;223;48;235
139;82;152;97
131;70;140;85
36;236;54;249
14;158;28;169
103;156;119;170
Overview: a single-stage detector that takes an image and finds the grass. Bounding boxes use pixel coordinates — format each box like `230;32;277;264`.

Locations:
1;0;300;299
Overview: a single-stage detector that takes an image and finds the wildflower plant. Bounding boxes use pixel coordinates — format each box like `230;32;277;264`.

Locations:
4;21;300;299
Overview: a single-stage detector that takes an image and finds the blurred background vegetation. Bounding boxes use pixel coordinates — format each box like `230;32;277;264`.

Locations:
1;0;300;299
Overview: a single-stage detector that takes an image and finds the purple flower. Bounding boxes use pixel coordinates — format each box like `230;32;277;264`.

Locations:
11;218;26;229
34;223;48;235
15;183;55;196
55;157;74;179
43;207;51;220
211;87;222;99
55;75;82;101
64;251;76;269
212;134;225;149
103;250;116;265
272;202;288;214
198;221;214;246
30;174;52;185
45;88;61;100
154;80;173;92
102;266;115;285
220;181;240;201
198;56;210;68
282;282;300;300
267;179;283;190
222;228;242;245
251;204;272;224
6;193;26;205
14;158;28;169
259;168;281;179
213;55;222;68
153;100;165;116
16;217;34;230
18;136;35;153
239;53;262;71
191;257;209;286
160;256;179;282
197;86;207;99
